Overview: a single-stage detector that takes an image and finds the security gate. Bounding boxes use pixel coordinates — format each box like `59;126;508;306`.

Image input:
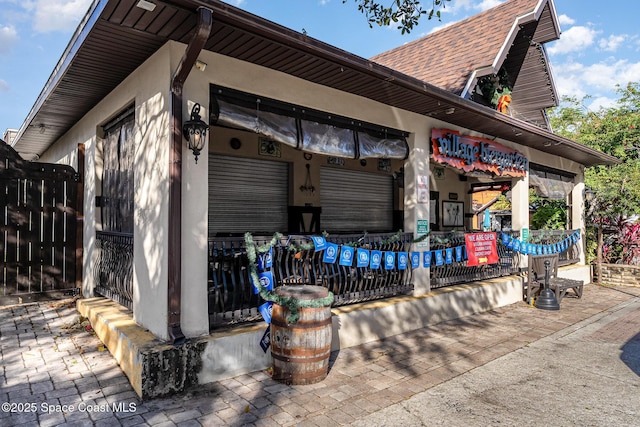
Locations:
0;140;79;298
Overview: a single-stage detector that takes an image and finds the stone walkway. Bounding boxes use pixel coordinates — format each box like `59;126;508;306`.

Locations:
1;284;639;426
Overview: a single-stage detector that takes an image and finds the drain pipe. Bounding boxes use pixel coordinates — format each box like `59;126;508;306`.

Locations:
168;7;213;344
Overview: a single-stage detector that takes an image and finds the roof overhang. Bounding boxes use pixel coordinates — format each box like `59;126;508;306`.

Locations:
11;0;618;167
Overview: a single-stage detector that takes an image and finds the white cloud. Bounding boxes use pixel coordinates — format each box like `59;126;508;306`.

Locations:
552;59;640;103
548;25;597;55
0;25;18;55
476;0;504;11
598;34;626;52
0;79;9;92
587;96;617;111
557;14;575;26
23;0;92;33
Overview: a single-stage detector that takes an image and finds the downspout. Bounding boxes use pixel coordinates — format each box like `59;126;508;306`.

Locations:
168;7;213;344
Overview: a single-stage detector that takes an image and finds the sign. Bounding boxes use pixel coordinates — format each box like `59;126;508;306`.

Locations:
259;325;271;353
431;129;528;177
417;174;429;203
521;228;529;243
416;219;429;247
465;232;499;267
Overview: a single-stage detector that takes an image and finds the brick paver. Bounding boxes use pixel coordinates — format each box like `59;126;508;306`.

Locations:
1;284;639;426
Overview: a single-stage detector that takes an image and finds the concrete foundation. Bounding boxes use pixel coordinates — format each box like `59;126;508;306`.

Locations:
78;265;591;399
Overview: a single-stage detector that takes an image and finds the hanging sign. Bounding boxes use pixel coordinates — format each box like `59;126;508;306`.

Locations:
357;248;370;268
465;232;499;266
323;243;339;264
431;128;528;177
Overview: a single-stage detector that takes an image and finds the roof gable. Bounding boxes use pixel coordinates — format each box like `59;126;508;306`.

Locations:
371;0;558;97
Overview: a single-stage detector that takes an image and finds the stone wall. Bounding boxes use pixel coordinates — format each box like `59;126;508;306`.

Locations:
597;264;640;287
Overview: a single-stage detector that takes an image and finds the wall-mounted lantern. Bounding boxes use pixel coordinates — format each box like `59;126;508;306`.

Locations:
182;103;208;163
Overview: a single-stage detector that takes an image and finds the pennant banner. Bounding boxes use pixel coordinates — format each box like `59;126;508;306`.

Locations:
498;231;581;256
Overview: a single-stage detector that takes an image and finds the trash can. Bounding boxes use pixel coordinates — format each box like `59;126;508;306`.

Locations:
270;285;332;385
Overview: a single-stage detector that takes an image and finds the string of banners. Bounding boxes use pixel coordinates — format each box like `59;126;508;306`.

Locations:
500;230;581;255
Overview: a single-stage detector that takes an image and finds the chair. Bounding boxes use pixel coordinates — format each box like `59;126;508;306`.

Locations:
525;253;584;304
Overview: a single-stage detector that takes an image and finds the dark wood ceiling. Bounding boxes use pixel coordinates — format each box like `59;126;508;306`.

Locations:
13;0;618;167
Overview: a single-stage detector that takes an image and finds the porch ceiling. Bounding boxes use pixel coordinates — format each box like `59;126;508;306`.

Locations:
12;0;618;167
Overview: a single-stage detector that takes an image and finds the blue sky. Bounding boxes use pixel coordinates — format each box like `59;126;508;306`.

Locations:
1;0;639;136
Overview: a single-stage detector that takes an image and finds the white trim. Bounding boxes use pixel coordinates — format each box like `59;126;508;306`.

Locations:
461;0;561;99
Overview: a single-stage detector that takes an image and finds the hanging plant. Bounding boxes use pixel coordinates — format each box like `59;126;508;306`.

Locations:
476;68;513;110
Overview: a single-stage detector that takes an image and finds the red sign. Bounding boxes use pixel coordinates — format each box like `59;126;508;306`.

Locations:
465;232;499;266
431;129;528;177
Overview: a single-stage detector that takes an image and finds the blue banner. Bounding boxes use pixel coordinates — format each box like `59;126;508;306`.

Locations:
445;248;453;265
411;252;420;269
259;301;273;324
434;250;444;266
311;236;327;251
423;251;432;268
323;243;339;264
339;246;355;266
455;246;463;262
370;250;382;269
398;252;408;270
384;252;395;270
259;271;274;292
257;247;273;272
357;248;370;268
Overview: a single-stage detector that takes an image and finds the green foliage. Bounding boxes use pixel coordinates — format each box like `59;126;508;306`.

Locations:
528;189;567;230
345;0;450;34
549;82;640;263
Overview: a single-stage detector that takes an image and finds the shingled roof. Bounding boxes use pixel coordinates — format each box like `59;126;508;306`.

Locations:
371;0;560;128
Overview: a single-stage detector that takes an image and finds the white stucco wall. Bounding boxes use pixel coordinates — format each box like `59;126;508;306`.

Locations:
39;43;174;340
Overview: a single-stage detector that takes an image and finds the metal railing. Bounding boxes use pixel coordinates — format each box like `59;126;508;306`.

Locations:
529;229;581;265
94;231;133;310
429;230;521;288
208;232;414;329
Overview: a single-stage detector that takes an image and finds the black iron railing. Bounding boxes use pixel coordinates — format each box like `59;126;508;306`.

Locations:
208;232;414;329
429;230;521;288
94;231;133;310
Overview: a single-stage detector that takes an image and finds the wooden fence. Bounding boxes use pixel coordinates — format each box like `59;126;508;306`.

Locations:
0;140;79;298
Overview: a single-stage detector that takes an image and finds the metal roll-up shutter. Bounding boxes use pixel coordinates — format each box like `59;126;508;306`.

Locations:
209;155;289;235
320;167;393;232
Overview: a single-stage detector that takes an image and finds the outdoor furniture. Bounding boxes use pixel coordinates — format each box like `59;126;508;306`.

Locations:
525;254;584;304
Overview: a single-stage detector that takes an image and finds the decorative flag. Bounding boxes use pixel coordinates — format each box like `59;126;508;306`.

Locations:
411;252;420;269
370;250;382;269
257;247;273;272
513;239;521;252
311;236;327;251
501;233;510;245
423;251;432;268
259;301;273;324
445;248;453;264
357;248;370;268
521;243;528;255
455;246;463;262
339;246;355;266
323;243;339;264
398;252;408;270
434;250;444;266
384;252;395;270
259;271;274;292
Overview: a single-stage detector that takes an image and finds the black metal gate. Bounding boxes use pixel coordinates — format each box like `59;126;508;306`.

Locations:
0;139;79;300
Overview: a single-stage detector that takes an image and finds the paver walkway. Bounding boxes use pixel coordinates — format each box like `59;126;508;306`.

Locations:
1;284;639;426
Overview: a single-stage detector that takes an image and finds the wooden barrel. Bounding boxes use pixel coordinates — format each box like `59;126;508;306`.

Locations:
271;285;332;385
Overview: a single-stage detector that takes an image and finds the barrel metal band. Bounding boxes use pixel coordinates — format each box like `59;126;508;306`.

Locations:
271;316;332;329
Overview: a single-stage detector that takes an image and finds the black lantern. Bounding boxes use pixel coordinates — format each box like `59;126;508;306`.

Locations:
182;103;208;163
